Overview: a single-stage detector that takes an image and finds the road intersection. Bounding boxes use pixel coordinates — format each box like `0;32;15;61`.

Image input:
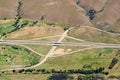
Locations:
0;26;120;71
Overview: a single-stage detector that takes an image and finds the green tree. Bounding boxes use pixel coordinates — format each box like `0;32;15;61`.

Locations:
13;1;23;28
47;73;74;80
108;58;118;69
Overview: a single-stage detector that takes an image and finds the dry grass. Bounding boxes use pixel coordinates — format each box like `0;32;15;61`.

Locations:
0;74;50;80
0;0;90;25
73;26;101;36
77;0;120;25
69;26;120;43
0;19;14;24
93;0;120;24
0;0;119;26
0;0;17;18
6;26;64;39
79;0;107;11
109;20;120;33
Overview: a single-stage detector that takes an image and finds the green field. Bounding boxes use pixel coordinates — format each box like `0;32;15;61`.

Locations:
37;48;120;75
24;45;52;55
0;22;15;36
0;74;50;80
0;45;40;68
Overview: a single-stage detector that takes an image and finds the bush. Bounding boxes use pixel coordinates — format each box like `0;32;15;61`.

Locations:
108;58;118;69
47;73;74;80
78;75;104;80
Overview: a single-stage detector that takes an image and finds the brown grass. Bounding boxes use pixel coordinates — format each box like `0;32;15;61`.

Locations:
0;19;14;24
69;26;120;43
0;0;119;26
0;0;90;25
94;0;120;24
73;26;101;37
6;26;64;39
79;0;107;11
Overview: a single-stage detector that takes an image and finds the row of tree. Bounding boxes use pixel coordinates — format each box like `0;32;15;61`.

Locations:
10;67;108;75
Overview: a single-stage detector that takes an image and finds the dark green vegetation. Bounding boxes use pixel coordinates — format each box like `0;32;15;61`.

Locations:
13;1;23;28
0;45;40;68
0;67;108;80
47;73;74;80
0;67;114;80
10;67;107;75
108;58;119;69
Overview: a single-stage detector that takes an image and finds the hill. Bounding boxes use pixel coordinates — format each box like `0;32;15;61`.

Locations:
0;0;120;27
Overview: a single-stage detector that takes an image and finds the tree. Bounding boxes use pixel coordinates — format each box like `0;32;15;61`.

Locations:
40;16;45;21
76;0;80;5
13;1;23;28
77;75;85;80
12;69;16;73
108;58;118;69
87;9;96;20
18;69;24;73
47;73;74;80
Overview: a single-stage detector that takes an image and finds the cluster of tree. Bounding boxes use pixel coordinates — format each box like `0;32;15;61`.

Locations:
0;67;109;80
11;1;29;32
87;9;96;20
75;0;96;20
13;1;23;28
11;67;108;75
47;73;74;80
20;20;29;27
0;33;6;36
47;74;105;80
29;20;38;26
108;58;118;69
51;67;108;75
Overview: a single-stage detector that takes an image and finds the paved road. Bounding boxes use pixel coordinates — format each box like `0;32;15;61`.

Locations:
1;40;120;48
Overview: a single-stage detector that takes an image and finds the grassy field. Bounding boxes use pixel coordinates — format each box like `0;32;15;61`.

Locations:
0;74;50;80
0;45;40;68
0;22;15;37
24;45;52;55
37;48;120;76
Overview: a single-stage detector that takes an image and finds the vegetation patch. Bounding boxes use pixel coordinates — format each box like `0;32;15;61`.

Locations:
24;45;51;55
0;22;15;37
38;48;120;76
0;45;40;68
